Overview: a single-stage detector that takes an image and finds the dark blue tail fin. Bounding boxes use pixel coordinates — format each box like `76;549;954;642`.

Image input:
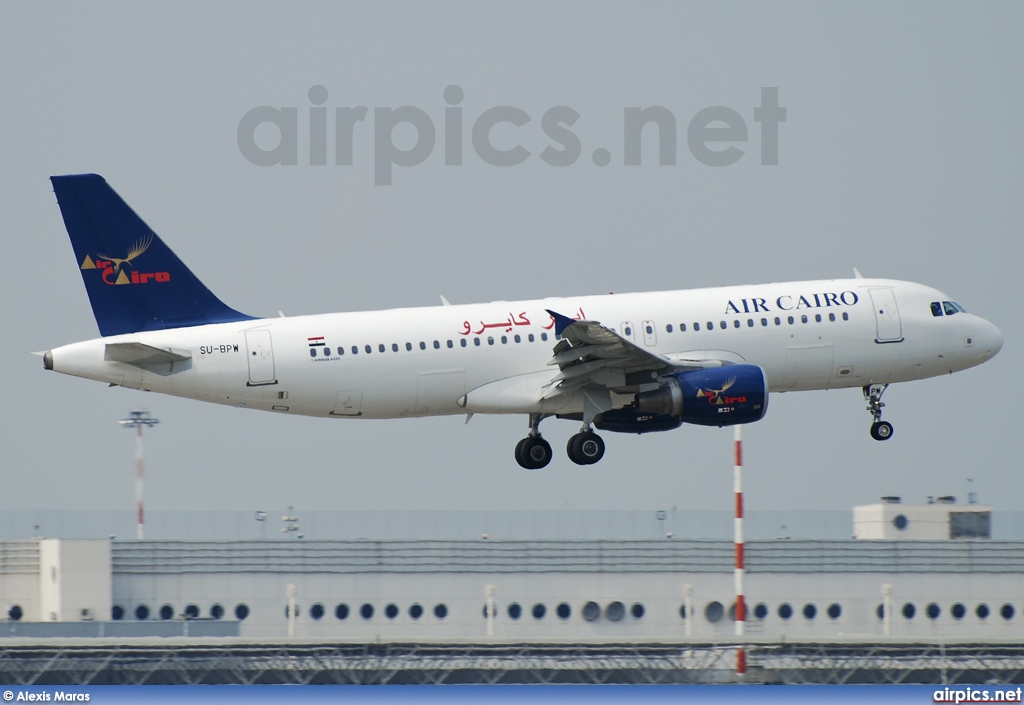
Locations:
51;174;255;336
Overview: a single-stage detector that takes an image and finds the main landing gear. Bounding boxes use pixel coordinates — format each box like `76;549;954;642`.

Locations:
863;383;894;441
566;426;605;466
514;416;607;468
515;414;553;469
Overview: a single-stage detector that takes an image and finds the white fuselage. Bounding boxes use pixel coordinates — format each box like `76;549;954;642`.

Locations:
46;278;1003;421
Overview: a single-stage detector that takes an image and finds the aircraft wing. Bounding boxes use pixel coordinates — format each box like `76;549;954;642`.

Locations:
542;309;742;413
544;310;671;396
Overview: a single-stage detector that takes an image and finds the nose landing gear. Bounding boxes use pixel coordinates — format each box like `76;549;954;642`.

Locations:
515;414;553;469
863;384;894;441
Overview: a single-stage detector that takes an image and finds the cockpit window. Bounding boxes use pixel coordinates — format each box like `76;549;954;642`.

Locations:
932;301;968;317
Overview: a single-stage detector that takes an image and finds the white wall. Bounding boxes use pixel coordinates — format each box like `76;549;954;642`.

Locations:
112;570;1024;640
38;540;111;622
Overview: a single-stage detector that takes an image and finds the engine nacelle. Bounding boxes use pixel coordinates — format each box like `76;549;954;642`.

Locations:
635;364;768;427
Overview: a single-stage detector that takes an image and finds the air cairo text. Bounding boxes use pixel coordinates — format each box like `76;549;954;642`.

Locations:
725;291;859;315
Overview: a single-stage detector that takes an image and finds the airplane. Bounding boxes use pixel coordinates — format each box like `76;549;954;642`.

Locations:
42;174;1003;468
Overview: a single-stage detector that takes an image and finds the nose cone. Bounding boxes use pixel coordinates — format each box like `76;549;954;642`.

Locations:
977;318;1003;361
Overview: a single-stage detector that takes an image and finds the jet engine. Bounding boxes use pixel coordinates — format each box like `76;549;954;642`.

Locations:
595;364;768;433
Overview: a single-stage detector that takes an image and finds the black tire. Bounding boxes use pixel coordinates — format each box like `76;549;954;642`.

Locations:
514;438;530;468
568;432;605;465
519;437;552;469
870;421;894;441
567;435;586;466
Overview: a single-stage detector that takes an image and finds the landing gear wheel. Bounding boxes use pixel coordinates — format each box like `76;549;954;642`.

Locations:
567;431;606;465
514;438;529;468
516;436;552;469
863;384;893;442
870;421;894;441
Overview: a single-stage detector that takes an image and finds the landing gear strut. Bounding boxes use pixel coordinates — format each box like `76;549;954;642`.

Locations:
863;384;894;441
566;426;605;465
515;414;553;469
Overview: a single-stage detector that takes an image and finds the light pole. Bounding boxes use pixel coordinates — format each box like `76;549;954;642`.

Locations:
118;410;159;540
282;506;302;539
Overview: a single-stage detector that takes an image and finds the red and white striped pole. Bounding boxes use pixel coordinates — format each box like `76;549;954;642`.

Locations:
734;425;746;676
119;411;159;540
134;422;144;539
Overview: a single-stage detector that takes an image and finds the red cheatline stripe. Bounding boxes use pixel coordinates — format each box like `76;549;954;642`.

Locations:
735;543;744;568
308;337;325;342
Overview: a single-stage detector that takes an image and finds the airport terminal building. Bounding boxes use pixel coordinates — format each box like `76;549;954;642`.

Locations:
1;501;1022;684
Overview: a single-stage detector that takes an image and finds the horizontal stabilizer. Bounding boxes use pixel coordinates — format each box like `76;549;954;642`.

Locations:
104;342;192;375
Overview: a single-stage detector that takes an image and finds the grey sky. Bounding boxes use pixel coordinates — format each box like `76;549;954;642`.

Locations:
2;2;1020;518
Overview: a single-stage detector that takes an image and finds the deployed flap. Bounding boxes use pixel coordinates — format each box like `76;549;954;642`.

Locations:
104;342;192;376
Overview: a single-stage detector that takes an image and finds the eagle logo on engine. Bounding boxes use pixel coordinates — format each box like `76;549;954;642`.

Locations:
696;377;747;405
